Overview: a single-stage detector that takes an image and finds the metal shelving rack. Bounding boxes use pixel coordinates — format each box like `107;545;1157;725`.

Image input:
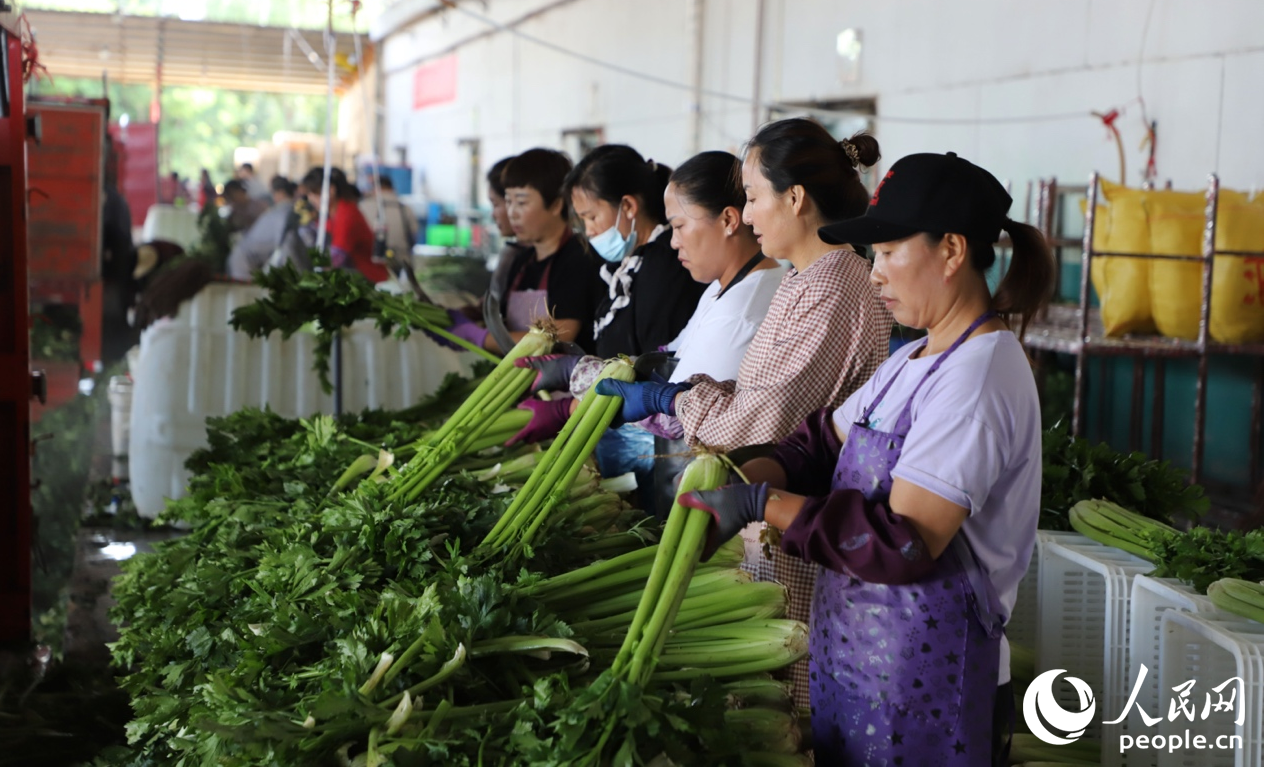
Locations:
1022;173;1264;490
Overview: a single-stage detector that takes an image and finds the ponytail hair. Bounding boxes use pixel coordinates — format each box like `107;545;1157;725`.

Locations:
564;144;672;224
745;118;880;222
992;219;1055;338
923;220;1053;338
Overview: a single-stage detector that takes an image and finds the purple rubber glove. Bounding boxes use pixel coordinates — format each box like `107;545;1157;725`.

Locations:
506;398;573;446
514;354;582;393
444;307;489;350
595;377;693;427
678;482;769;561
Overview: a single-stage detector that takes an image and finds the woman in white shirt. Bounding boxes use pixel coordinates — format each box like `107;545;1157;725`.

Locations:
652;151;786;418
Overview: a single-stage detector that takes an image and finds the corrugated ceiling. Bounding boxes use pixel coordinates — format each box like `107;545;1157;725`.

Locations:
21;9;369;94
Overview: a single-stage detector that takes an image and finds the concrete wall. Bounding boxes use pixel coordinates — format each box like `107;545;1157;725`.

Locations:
379;0;1264;208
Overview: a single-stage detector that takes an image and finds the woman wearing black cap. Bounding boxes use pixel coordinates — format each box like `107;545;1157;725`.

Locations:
680;152;1054;765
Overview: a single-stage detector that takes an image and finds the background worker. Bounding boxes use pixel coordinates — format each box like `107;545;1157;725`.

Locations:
222;179;269;234
359;173;416;260
302;166;387;283
227;176;297;281
441;148;601;353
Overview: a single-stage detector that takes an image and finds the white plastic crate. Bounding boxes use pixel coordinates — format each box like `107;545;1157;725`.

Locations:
129;283;476;518
1009;530;1083;650
1037;539;1152;762
1125;576;1223;767
1157;611;1264;767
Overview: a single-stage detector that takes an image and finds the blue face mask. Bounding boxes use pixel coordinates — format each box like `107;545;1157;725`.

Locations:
589;217;637;263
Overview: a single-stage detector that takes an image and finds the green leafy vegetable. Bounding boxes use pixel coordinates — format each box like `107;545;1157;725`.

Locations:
229;261;495;393
1148;527;1264;593
1040;421;1209;530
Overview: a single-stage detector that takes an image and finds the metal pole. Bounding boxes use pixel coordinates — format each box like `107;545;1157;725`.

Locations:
332;331;343;417
321;1;341;417
689;0;705;155
353;4;386;245
1192;175;1220;484
316;1;336;254
750;0;765;135
1073;172;1099;437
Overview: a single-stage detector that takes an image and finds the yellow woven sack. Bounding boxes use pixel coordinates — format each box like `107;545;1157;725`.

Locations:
1147;191;1208;339
1087;181;1155;335
1211;191;1264;343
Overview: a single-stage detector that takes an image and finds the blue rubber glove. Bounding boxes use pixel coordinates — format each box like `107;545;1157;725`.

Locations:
595;377;693;427
678;483;769;561
514;354;582;393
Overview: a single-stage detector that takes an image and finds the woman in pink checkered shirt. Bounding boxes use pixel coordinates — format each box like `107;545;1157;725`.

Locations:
599;118;895;708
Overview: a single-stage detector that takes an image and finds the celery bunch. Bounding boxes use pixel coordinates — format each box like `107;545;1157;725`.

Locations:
480;357;636;557
387;325;556;505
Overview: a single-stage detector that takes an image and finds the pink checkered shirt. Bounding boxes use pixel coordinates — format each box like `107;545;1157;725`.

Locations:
676;249;891;449
676;248;892;709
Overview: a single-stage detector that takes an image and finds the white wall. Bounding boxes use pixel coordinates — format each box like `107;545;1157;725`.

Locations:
379;0;1264;208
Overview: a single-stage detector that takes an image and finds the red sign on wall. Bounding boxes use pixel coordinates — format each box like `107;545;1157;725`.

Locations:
413;55;458;110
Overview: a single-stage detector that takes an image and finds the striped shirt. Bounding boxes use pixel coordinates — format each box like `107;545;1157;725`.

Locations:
676;248;893;450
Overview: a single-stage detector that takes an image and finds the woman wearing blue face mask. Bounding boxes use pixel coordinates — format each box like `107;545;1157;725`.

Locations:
568;145;708;359
508;145;707;496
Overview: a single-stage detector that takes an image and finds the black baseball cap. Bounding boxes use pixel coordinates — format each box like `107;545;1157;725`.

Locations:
819;151;1012;246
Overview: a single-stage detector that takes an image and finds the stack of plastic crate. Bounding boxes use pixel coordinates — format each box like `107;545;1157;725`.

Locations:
1157;611;1264;767
1124;576;1222;767
1010;530;1083;649
1037;536;1152;764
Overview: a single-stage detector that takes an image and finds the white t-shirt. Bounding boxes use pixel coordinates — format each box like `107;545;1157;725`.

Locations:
666;263;787;383
831;329;1042;686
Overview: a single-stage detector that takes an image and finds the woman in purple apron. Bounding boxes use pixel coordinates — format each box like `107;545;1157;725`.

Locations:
441;148;601;355
682;152;1055;765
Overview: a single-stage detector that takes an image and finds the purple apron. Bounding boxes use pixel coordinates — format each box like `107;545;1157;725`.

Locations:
504;256;553;333
809;313;1007;766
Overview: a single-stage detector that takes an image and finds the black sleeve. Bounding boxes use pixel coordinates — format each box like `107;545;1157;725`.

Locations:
631;234;707;354
546;238;601;325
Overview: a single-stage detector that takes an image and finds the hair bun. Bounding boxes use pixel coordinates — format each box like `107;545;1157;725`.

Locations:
845;132;881;168
840;139;861;166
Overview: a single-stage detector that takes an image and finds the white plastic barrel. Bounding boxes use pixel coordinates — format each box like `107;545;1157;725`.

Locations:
128;283;475;518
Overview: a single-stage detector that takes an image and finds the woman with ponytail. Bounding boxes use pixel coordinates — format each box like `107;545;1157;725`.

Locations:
680;152;1054;765
567;144;707;358
598;118;894;707
507;144;707;491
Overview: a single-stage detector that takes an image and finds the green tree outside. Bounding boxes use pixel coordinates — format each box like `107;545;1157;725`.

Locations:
29;77;334;186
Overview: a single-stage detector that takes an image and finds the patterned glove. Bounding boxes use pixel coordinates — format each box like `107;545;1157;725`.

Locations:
514;354;582;393
595;378;693;427
506;398;573;446
679;483;770;561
